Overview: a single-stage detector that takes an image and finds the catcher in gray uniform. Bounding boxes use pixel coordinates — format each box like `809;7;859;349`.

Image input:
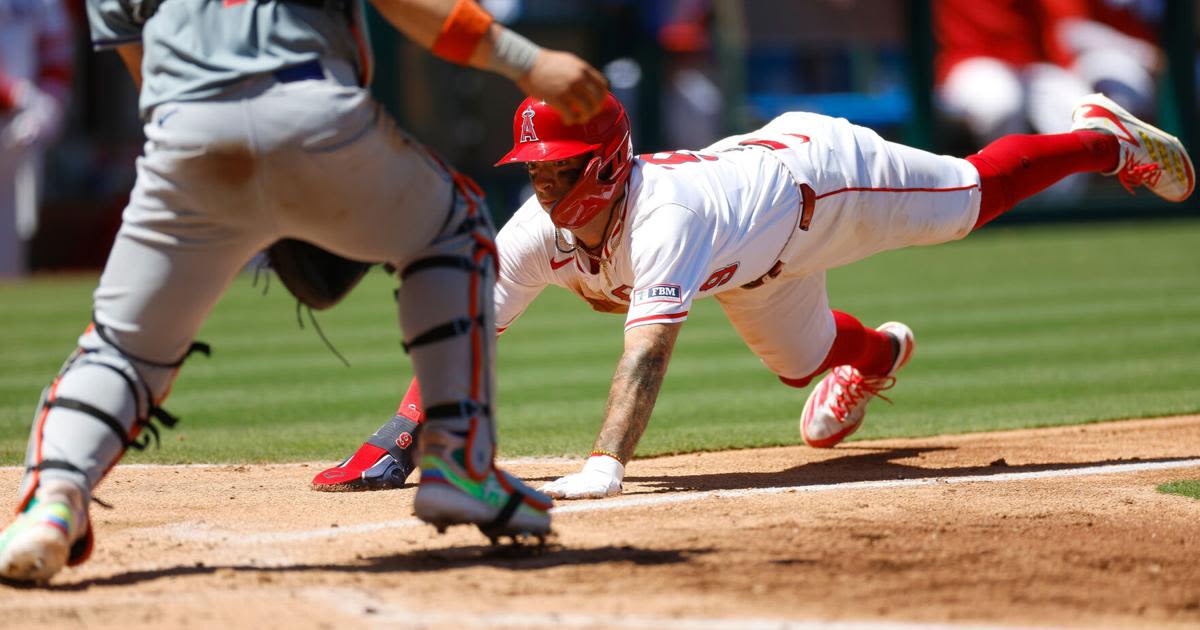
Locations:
0;0;607;584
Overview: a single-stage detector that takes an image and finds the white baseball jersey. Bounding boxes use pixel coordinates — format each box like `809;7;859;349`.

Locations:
495;145;803;333
493;112;981;380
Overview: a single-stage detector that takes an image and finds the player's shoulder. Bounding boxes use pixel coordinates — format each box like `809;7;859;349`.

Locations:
626;179;708;242
500;196;553;238
628;158;705;203
627;158;718;224
497;195;557;257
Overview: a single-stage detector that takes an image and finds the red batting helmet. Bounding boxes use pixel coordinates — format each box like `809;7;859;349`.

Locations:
495;94;633;230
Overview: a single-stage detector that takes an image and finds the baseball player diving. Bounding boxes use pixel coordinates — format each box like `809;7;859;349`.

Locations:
0;0;610;584
314;91;1193;500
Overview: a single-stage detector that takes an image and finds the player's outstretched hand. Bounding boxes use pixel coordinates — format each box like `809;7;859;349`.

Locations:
517;49;608;126
539;455;623;500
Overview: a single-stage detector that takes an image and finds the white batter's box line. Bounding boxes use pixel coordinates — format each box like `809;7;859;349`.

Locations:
156;457;1200;545
307;586;1063;630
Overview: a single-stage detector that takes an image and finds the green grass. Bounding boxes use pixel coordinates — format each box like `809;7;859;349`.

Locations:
1158;480;1200;500
2;219;1199;464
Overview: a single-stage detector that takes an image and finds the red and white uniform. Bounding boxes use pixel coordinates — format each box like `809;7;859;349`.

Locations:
495;112;981;379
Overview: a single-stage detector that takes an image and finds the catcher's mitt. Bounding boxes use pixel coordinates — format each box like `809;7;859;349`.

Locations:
265;239;373;310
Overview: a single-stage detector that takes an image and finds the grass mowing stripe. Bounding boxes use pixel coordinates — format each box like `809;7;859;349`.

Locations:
1157;480;1200;500
834;277;1198;312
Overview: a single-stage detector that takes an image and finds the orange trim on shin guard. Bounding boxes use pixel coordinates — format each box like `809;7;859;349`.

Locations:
18;376;65;513
464;240;495;480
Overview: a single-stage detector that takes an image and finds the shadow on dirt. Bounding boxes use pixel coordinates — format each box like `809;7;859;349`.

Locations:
42;544;710;590
619;447;1200;493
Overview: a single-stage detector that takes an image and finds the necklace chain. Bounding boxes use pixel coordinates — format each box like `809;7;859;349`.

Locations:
553;198;624;267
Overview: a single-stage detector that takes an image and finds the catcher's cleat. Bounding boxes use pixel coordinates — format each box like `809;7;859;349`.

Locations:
801;322;914;448
413;428;552;538
487;532;549;549
1070;93;1194;202
311;413;421;491
0;499;90;584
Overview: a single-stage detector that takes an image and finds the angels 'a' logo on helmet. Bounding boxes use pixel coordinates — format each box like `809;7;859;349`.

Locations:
495;94;633;230
519;105;539;143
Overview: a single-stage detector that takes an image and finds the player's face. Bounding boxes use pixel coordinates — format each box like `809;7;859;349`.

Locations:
526;155;590;211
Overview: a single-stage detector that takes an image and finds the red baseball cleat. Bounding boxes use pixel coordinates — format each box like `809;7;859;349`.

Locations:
1071;93;1194;202
801;322;914;448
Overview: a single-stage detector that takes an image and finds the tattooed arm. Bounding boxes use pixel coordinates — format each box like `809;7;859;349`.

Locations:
594;323;682;462
541;322;681;499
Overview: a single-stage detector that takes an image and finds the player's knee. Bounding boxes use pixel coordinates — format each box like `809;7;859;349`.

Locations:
55;352;146;426
774;354;829;390
77;328;186;403
779;373;816;389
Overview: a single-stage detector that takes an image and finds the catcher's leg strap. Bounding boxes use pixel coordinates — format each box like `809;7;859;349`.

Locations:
401;315;485;353
486;491;524;531
399;251;491;354
18;324;210;511
423;400;491;422
399;255;479;280
92;315;211;369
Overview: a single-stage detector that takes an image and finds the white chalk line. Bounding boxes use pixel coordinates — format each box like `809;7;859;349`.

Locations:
306;586;1059;630
156;457;1200;545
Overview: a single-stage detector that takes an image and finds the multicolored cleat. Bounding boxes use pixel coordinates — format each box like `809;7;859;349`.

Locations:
413;428;552;541
1070;92;1194;202
0;499;91;584
801;322;914;449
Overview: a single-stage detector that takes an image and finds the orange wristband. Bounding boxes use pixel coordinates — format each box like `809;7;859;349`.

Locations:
431;0;494;65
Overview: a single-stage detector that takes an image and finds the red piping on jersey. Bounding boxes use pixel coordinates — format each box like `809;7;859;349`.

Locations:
625;311;689;328
814;183;979;200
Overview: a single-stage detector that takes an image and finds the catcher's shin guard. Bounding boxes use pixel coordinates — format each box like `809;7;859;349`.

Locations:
13;320;207;572
396;174;498;481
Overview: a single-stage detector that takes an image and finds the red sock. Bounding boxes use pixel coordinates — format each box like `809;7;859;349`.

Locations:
395;377;425;423
780;311;896;388
967;130;1120;228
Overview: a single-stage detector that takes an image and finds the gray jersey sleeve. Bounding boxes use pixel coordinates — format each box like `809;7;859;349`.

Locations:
86;0;145;49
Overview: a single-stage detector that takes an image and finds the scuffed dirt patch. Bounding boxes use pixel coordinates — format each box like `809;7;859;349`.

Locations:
2;416;1199;629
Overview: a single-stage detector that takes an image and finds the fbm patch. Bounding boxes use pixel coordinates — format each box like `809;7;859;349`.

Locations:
633;283;683;306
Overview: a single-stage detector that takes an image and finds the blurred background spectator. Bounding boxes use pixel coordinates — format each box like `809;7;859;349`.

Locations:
0;0;72;278
6;0;1196;277
935;0;1163;144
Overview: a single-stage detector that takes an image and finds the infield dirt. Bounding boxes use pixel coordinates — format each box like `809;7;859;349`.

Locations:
2;415;1199;630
